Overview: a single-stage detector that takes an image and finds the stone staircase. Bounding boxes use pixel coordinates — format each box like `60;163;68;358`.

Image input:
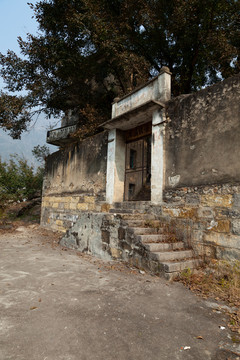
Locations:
110;204;202;279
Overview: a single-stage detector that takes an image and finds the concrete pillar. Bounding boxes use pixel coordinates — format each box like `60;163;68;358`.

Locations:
150;66;171;204
106;129;125;204
151;108;166;204
157;66;171;102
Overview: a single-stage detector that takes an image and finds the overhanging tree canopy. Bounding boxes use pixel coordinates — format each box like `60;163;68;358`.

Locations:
0;0;239;138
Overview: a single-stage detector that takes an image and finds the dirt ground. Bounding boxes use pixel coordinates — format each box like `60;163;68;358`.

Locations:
0;224;240;360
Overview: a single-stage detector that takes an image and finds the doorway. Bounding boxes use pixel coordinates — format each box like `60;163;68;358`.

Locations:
124;135;151;201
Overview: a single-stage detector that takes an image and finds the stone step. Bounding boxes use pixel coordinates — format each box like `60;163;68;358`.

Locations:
108;209;201;279
151;249;194;262
122;219;164;228
117;214;156;220
110;208;151;214
144;241;184;252
121;219;147;227
137;234;170;243
109;208;134;214
162;258;203;274
128;227;163;235
113;201;151;210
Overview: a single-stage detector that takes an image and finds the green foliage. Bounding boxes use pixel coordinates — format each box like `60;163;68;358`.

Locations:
0;155;44;206
32;145;50;164
0;0;239;138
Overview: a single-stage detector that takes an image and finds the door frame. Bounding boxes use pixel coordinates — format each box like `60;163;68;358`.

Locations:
124;135;151;201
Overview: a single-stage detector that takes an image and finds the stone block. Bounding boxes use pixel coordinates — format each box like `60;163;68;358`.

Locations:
101;203;111;212
185;194;200;205
198;207;214;219
208;220;231;233
71;196;80;203
87;204;96;211
192;230;203;243
180;207;198;220
70;203;77;210
201;194;232;208
53;196;62;203
56;225;66;233
215;246;240;261
77;203;88;210
163;206;198;220
53;203;59;208
110;248;122;259
233;194;240;208
204;232;240;250
64;203;70;210
232;219;240;235
214;208;230;219
84;196;95;204
162;207;181;217
45;196;54;203
229;209;240;219
191;242;205;257
56;220;63;226
62;196;72;203
58;202;65;209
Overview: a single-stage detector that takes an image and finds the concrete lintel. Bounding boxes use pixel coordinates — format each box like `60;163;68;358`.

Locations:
102;100;164;131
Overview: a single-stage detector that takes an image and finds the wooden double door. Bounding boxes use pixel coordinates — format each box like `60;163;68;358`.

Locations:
124;135;151;201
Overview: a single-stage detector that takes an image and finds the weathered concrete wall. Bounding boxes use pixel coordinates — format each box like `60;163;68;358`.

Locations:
41;132;108;231
60;212;153;271
165;74;240;188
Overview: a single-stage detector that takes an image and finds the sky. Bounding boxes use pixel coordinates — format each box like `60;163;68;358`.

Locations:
0;0;57;165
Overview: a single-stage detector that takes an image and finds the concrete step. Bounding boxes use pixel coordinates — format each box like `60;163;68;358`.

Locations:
108;208;202;280
128;227;163;235
162;258;203;274
151;249;194;262
144;241;184;252
109;208;134;214
113;201;151;210
122;219;164;228
137;234;170;243
110;208;150;214
117;214;156;220
121;219;147;227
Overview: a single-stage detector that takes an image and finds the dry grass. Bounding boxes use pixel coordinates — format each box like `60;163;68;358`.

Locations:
177;260;240;334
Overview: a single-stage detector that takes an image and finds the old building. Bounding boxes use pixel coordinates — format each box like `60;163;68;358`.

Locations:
41;69;240;278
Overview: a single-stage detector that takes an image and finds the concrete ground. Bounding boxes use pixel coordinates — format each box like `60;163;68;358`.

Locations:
0;225;239;360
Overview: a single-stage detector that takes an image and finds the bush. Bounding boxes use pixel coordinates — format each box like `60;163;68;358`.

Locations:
0;154;44;207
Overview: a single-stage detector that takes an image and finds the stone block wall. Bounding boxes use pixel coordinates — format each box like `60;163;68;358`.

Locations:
41;194;111;232
162;184;240;261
